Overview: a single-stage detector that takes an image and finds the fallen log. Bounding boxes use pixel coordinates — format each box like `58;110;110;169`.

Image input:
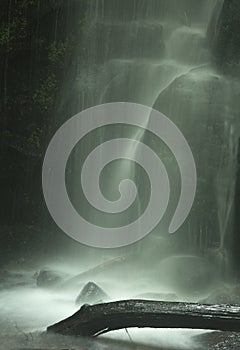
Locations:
47;299;240;337
59;256;127;289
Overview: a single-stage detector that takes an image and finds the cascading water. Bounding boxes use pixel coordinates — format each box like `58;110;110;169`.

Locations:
64;0;240;290
1;1;240;349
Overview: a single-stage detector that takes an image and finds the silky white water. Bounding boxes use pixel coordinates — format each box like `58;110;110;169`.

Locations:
69;0;240;274
0;263;211;350
1;0;240;349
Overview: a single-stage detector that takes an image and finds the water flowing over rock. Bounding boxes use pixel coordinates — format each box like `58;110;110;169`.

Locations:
63;0;240;285
2;1;240;349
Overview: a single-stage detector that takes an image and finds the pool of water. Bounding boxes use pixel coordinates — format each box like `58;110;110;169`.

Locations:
0;263;211;350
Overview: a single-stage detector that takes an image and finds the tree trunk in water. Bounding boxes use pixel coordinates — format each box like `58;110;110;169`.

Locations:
47;299;240;337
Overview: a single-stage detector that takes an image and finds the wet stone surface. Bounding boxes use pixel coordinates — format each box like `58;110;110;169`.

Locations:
196;331;240;350
75;281;109;305
1;267;240;350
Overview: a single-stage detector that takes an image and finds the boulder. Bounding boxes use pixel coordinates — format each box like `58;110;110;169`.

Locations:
157;255;216;295
76;281;109;305
36;270;65;288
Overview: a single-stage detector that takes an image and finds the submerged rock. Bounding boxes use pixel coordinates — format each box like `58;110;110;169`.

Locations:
196;331;240;350
157;255;216;295
36;270;65;288
76;281;109;305
0;269;26;289
200;285;240;305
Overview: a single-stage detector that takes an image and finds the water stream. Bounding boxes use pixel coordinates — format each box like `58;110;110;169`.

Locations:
68;0;240;280
1;1;240;349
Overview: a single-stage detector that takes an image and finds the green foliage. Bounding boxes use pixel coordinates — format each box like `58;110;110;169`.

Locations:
0;5;27;52
21;0;39;6
27;127;43;149
48;41;67;66
33;74;57;111
0;24;10;46
0;0;87;225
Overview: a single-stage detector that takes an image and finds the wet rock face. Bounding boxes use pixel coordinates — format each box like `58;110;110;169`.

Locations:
76;282;109;305
153;66;240;258
90;21;165;63
211;0;240;73
198;331;240;350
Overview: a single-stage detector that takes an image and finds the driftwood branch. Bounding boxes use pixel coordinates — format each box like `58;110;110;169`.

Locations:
47;299;240;337
59;257;127;289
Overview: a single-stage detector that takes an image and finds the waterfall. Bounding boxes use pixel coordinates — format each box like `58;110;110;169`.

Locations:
64;0;240;293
